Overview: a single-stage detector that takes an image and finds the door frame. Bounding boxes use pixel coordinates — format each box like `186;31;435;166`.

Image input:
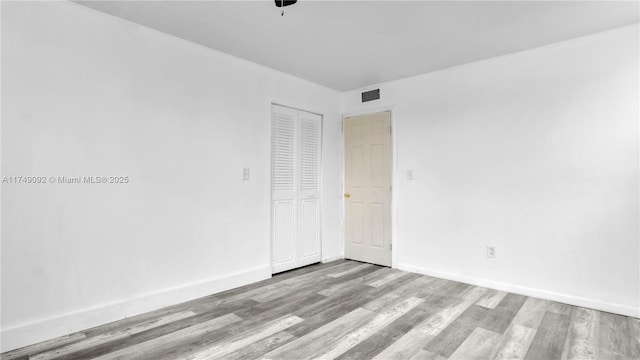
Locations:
269;102;324;274
342;106;398;268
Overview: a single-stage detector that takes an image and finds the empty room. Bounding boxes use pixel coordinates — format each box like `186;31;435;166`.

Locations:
1;0;639;359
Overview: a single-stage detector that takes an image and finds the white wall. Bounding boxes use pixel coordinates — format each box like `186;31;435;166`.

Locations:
1;1;342;351
344;24;639;317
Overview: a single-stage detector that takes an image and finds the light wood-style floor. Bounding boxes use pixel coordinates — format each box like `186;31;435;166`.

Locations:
3;260;639;360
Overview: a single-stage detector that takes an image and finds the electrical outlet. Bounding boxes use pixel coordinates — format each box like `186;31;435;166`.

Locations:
242;167;250;181
486;246;496;258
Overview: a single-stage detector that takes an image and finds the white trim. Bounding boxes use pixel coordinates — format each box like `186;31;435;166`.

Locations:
271;101;324;118
396;262;640;318
318;111;325;267
0;265;271;353
342;104;396;119
389;109;399;268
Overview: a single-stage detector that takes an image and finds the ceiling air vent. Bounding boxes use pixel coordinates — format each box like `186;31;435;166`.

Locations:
361;89;380;103
274;0;297;7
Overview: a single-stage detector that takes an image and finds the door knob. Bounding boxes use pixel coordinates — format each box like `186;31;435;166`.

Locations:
344;193;351;198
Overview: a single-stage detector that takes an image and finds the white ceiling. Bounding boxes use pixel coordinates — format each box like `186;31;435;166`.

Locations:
76;1;639;91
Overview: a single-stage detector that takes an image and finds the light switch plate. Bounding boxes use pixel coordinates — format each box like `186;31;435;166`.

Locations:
406;169;414;180
487;246;496;258
242;167;250;180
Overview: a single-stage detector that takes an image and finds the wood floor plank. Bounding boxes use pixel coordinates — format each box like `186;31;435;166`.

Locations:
314;297;425;359
221;331;296;360
294;283;372;320
336;301;438;360
289;270;421;334
629;317;640;358
214;261;348;304
477;289;509;309
30;311;197;360
598;311;635;359
60;299;259;360
177;315;303;360
80;295;219;339
423;320;478;358
360;267;402;285
257;264;381;305
247;282;294;303
410;288;489;359
561;307;599;360
421;293;464;310
419;286;487;335
234;286;328;320
367;270;408;288
369;289;472;360
511;298;571;330
404;276;450;296
327;263;374;278
90;313;242;360
511;298;545;328
277;261;358;287
221;281;290;304
260;307;376;360
494;293;528;315
212;277;280;301
491;324;537;360
318;267;395;297
0;333;87;360
434;281;474;298
448;327;502;360
391;276;446;299
362;292;401;312
524;311;571;360
327;271;413;300
371;328;435;360
409;349;447;360
360;275;447;313
284;288;377;338
145;292;324;360
459;304;521;334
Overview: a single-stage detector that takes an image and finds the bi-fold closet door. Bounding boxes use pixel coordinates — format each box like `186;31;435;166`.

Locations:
271;104;322;274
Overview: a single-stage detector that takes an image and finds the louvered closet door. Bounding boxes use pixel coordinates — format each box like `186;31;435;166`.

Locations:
297;111;322;267
271;105;298;273
271;105;322;273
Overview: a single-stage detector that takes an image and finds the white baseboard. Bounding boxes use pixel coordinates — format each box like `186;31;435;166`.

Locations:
322;255;343;263
1;265;271;353
395;262;639;318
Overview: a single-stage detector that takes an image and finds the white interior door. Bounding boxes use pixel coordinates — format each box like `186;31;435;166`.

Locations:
271;105;298;273
344;111;392;266
297;111;322;267
271;104;322;273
